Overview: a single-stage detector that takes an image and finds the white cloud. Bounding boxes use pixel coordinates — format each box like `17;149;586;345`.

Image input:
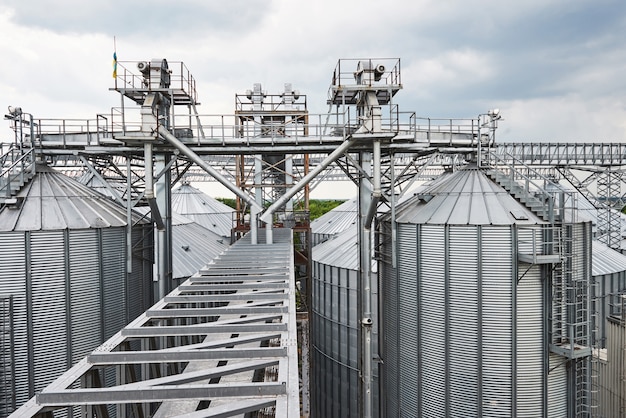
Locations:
1;0;625;144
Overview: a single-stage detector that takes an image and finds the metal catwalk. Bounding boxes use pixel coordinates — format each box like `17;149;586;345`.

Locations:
12;229;300;417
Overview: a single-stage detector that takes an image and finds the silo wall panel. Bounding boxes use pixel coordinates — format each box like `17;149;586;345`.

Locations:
480;227;513;417
68;230;102;364
129;224;154;321
515;261;544;415
380;221;399;418
396;223;417;416
311;260;359;418
595;271;626;347
596;318;626;417
101;227;127;339
417;224;446;416
29;231;68;395
448;226;479;416
0;232;26;406
548;352;568;417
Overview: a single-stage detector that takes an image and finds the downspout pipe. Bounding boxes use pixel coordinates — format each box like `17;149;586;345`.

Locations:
144;143;165;230
361;140;380;418
158;126;263;243
259;137;357;244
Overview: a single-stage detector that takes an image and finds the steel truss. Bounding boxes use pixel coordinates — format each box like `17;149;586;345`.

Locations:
12;230;299;417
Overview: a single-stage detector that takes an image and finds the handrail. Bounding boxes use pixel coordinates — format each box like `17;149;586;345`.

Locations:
486;150;577;224
0;147;34;179
0;147;35;198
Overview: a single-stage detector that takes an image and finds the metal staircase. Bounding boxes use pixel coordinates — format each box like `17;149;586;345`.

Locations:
0;143;36;205
484;152;595;417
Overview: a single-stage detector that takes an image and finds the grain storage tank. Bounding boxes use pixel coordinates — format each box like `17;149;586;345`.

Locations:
169;211;228;283
311;225;379;418
171;181;234;241
0;165;153;412
592;241;626;348
310;197;357;246
379;165;592;417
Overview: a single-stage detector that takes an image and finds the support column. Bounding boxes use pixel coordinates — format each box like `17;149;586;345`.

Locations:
154;153;172;299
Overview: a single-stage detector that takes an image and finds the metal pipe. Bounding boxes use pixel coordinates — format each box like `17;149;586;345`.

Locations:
144;143;154;199
361;140;380;418
365;140;382;227
259;138;356;243
158;126;263;243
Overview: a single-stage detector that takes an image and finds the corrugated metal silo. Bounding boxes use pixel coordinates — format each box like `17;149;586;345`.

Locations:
379;166;592;417
170;212;228;282
310;197;357;246
311;225;379;418
0;165;153;412
592;241;626;348
171;181;234;241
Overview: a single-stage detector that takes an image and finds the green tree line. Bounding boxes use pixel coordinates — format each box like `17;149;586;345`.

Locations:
216;198;345;221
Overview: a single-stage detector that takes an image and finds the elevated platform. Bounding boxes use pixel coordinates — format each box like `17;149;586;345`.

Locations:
13;229;300;418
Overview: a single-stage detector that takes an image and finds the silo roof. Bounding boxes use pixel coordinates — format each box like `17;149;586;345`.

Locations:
312;225;376;271
592;240;626;276
311;197;358;236
0;165;143;231
170;212;228;279
394;166;544;225
171;182;234;238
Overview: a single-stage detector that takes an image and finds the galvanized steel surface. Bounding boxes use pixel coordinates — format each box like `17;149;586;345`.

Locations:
311;221;380;418
596;316;626;417
0;168;153;412
134;208;229;281
12;229;300;417
170;212;228;280
385;222;562;416
310;197;357;245
0;165;136;231
171;182;234;238
592;240;626;276
394;166;543;226
379;166;587;416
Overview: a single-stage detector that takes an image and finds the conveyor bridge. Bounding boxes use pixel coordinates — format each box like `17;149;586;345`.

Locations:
12;229;300;418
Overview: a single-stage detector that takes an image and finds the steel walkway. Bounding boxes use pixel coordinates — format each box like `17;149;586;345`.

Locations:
11;229;300;418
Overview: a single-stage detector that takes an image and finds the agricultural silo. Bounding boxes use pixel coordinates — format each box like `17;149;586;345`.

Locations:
169;212;228;283
311;225;379;418
310;197;357;246
595;298;626;418
379;165;593;417
592;241;626;348
171;181;234;241
0;165;153;413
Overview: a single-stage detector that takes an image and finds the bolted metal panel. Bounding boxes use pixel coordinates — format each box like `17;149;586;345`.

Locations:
0;232;26;406
311;261;359;417
311;225;377;418
515;257;546;415
68;230;102;364
418;224;447;416
548;352;568;417
379;220;398;418
171;183;234;239
129;223;154;322
448;226;480;416
396;223;418;416
311;197;358;246
101;227;127;339
480;227;514;417
29;231;68;395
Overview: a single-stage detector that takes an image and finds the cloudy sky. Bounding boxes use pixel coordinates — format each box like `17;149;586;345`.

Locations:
2;0;626;145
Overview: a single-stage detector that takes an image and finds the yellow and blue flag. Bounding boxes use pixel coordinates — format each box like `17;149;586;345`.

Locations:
112;51;117;78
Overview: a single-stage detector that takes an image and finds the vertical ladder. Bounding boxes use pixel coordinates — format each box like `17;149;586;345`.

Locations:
550;222;594;417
